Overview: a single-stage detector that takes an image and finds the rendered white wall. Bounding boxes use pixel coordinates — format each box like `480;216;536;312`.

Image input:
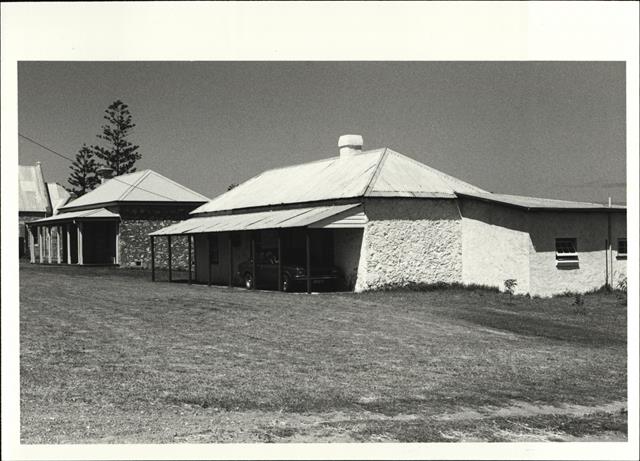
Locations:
460;199;531;294
355;198;462;291
527;211;624;297
610;213;627;288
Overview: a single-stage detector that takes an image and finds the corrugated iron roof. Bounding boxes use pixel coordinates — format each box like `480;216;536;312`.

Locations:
190;146;625;215
191;148;487;215
19;164;52;213
60;169;209;212
459;192;626;211
150;204;362;236
47;183;71;214
30;208;120;225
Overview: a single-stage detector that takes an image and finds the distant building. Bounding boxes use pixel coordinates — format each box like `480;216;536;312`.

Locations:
19;163;70;258
27;169;208;268
152;135;627;297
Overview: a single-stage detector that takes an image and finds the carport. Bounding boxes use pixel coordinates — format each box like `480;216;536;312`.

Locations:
149;203;367;293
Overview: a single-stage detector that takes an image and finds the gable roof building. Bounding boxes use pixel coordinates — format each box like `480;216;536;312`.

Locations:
153;135;626;297
19;163;52;215
46;183;71;214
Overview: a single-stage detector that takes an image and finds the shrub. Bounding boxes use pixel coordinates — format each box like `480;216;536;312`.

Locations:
504;279;517;295
616;276;627;306
573;293;586;315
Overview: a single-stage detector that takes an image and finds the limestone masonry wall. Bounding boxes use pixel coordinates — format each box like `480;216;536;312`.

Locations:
120;219;190;270
355;198;462;291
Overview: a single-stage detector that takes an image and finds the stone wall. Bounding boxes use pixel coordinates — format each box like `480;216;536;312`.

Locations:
120;219;191;270
460;198;532;294
355;198;463;291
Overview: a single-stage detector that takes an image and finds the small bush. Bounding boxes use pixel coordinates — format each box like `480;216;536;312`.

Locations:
616;277;627;293
616;277;627;306
504;279;517;295
572;293;587;315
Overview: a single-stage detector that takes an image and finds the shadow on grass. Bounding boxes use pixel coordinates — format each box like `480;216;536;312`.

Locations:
450;309;626;347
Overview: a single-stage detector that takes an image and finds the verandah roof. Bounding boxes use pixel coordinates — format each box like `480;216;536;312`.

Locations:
149;203;364;236
29;208;120;225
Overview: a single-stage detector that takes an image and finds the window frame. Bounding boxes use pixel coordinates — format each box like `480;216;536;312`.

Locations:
555;237;579;267
617;238;627;259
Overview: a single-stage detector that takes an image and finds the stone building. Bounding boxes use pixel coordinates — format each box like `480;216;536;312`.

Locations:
19;163;70;258
27;169;208;269
152;135;627;296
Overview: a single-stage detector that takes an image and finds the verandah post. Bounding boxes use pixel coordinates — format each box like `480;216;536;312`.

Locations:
150;236;156;281
28;226;36;263
167;235;172;282
188;234;192;285
251;232;256;290
66;224;72;264
56;226;62;264
115;221;121;265
228;232;233;288
306;229;311;294
77;222;84;265
277;230;282;291
38;227;43;262
47;226;52;264
207;234;212;286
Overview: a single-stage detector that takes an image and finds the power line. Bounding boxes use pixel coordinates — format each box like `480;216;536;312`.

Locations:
19;133;75;163
18;133;179;202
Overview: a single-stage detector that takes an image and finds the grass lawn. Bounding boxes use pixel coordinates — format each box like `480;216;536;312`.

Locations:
19;262;627;443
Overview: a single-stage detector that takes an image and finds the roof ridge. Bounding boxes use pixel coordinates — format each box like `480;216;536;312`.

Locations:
255;148;386;175
117;170;151;201
363;148;390;196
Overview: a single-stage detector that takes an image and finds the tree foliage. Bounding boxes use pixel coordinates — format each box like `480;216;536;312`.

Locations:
92;100;141;176
67;144;100;198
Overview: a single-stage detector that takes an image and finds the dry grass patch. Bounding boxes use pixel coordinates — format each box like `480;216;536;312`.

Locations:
20;263;627;442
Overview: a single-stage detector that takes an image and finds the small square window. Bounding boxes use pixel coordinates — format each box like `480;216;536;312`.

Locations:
617;238;627;258
556;238;578;267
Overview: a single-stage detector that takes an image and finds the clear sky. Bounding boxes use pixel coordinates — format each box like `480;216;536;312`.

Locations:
18;61;626;204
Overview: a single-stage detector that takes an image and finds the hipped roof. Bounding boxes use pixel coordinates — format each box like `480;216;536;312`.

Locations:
190;147;625;215
192;148;487;215
60;169;209;212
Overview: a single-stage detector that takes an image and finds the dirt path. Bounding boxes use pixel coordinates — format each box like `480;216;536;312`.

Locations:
435;399;627;421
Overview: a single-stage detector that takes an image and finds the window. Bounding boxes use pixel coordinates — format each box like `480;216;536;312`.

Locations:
618;238;627;258
556;238;578;267
208;234;219;265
